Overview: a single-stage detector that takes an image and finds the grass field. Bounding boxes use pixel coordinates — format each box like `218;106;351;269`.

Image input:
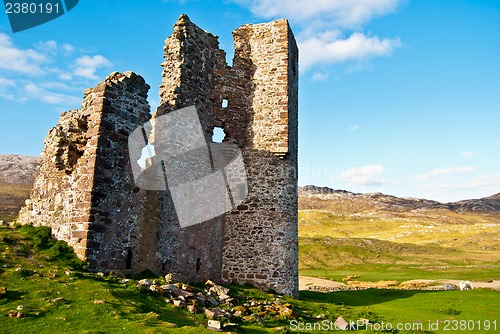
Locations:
299;209;500;282
1;224;499;333
0;181;31;222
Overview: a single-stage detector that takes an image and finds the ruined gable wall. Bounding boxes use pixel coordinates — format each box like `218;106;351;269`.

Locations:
17;107;95;259
18;71;151;270
84;72;151;272
154;15;228;282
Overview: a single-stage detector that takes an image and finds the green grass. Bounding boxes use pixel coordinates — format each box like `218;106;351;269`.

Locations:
299;289;499;334
1;225;499;333
0;181;32;220
299;209;500;282
299;236;500;282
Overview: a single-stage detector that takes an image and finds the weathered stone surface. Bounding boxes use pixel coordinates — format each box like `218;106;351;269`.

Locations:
17;14;298;297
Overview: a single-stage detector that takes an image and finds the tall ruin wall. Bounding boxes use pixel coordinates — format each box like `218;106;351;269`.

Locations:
17;14;298;296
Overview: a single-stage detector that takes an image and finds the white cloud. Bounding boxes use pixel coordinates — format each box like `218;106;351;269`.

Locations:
333;164;386;187
0;34;110;106
231;0;403;71
0;77;15;99
349;125;360;131
62;43;75;54
0;33;47;75
300;32;401;70
311;72;329;82
233;0;401;28
416;173;500;201
58;72;73;81
0;77;15;88
73;55;112;80
415;166;475;181
37;40;58;51
23;82;81;106
460;150;478;158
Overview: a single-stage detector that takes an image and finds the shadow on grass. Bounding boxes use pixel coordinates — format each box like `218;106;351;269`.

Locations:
74;273;200;328
300;288;443;306
1;289;25;302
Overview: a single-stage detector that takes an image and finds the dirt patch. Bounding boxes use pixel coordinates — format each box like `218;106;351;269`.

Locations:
299;276;500;292
407;279;500;291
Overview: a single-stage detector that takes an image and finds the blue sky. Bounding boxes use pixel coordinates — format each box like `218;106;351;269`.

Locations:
0;0;499;202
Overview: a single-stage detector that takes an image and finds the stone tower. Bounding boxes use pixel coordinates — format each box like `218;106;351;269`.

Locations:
17;14;298;296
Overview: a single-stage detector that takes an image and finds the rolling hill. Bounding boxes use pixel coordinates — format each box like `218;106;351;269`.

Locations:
0;154;39;221
298;185;500;282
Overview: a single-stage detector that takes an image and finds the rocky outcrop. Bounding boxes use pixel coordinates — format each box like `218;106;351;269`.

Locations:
0;154;39;184
299;185;500;214
449;193;500;212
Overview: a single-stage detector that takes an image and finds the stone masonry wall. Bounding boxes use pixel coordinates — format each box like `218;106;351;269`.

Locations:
17;107;94;259
154;14;227;282
221;20;299;297
83;72;151;272
156;16;298;295
18;15;298;297
18;71;151;267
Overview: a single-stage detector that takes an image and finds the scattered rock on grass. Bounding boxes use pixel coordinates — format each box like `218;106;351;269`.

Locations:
8;310;25;318
207;319;222;331
138;279;152;287
334;316;349;330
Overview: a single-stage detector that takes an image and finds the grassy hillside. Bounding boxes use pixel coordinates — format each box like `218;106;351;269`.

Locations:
0;181;31;222
298;207;500;282
2;225;499;334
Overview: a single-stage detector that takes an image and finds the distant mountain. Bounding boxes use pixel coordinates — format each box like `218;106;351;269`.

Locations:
299;185;500;214
0;154;498;220
0;154;39;184
0;154;39;219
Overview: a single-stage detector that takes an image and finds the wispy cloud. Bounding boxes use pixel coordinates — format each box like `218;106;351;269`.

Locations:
300;32;401;70
23;82;81;106
73;55;112;80
415;166;476;181
311;71;329;82
0;34;112;106
349;125;360;131
460;150;478;158
417;173;500;199
333;164;386;187
231;0;403;72
0;33;47;75
61;43;75;54
0;77;15;99
233;0;401;28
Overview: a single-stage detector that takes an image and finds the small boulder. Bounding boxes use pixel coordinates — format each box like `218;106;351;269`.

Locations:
334;316;349;330
138;279;152;287
8;310;25;318
207;319;222;331
204;308;216;319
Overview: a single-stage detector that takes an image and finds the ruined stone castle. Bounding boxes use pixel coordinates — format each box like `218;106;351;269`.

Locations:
17;15;299;296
